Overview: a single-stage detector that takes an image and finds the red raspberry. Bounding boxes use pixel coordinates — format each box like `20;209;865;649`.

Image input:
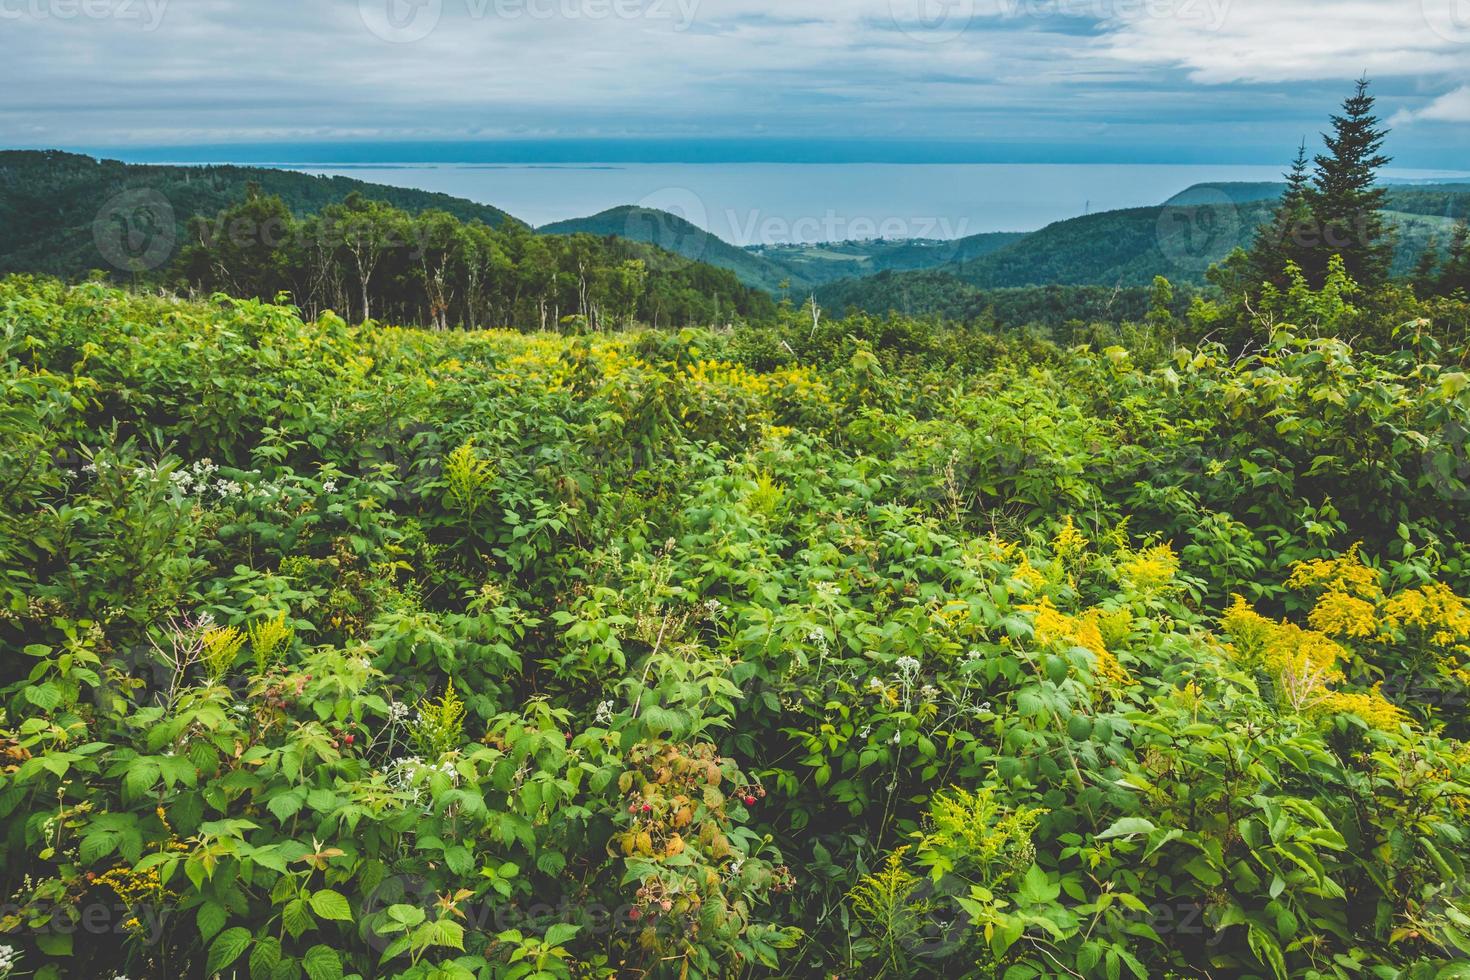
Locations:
744;795;756;806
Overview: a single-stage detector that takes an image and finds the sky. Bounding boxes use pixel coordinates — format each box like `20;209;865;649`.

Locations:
3;0;1469;166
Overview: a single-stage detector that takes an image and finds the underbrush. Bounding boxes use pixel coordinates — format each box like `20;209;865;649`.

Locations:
2;277;1470;978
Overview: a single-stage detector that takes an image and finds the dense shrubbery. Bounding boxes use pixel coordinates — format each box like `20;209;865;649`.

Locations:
3;274;1470;979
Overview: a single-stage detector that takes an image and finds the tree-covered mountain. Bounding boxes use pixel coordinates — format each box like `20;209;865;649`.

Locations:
813;269;1199;325
747;231;1027;287
814;184;1470;302
0;150;522;278
540;205;801;292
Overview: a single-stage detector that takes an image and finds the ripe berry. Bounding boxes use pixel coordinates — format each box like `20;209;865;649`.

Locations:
344;734;354;745
744;795;756;806
641;803;652;813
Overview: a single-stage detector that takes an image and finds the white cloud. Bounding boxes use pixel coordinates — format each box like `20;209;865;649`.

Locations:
1393;85;1470;125
0;0;1465;153
1094;0;1469;84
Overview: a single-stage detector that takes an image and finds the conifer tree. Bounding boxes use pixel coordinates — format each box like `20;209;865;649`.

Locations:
1438;221;1470;297
1412;238;1441;296
1309;77;1393;288
1248;141;1316;291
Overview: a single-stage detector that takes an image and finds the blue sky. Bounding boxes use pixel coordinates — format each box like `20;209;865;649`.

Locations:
4;0;1469;167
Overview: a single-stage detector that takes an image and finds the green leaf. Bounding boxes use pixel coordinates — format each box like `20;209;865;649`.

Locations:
1248;923;1287;980
207;927;252;975
302;944;344;980
544;922;580;947
249;935;282;980
1096;817;1157;841
197;900;227;942
309;889;353;921
23;683;62;710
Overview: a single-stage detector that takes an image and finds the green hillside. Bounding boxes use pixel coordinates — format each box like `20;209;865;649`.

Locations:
813;269;1200;325
942;189;1469;289
748;231;1026;286
0;150;522;278
540;205;802;292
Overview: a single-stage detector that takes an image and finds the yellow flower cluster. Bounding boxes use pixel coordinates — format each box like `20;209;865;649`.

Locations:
684;358;768;397
1222;596;1405;730
1286;547;1470;683
1286;544;1383;601
1023;597;1132;690
95;865;168;906
1052;516;1089;565
1117;543;1179;594
1307;590;1380;639
1383;582;1470;652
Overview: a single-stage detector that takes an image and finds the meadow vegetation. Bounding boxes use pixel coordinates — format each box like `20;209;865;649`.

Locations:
3;261;1470;979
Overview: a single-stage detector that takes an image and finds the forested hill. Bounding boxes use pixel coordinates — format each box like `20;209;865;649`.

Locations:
0;150;777;329
540;205;799;293
0;150;520;278
815;182;1470;312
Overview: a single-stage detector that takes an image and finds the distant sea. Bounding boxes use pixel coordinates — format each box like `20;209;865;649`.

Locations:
258;162;1470;246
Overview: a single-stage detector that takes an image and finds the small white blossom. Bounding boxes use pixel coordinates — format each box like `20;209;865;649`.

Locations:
595;700;615;725
321;480;338;494
895;656;921;678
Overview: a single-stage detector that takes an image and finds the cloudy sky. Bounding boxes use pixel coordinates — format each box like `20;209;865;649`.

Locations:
4;0;1469;166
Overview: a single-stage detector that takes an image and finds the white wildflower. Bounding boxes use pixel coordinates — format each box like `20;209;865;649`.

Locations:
595;700;615;725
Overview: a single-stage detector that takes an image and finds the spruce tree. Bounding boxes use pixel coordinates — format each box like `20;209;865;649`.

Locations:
1411;238;1441;296
1248;141;1316;291
1438;221;1470;297
1309;77;1393;288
